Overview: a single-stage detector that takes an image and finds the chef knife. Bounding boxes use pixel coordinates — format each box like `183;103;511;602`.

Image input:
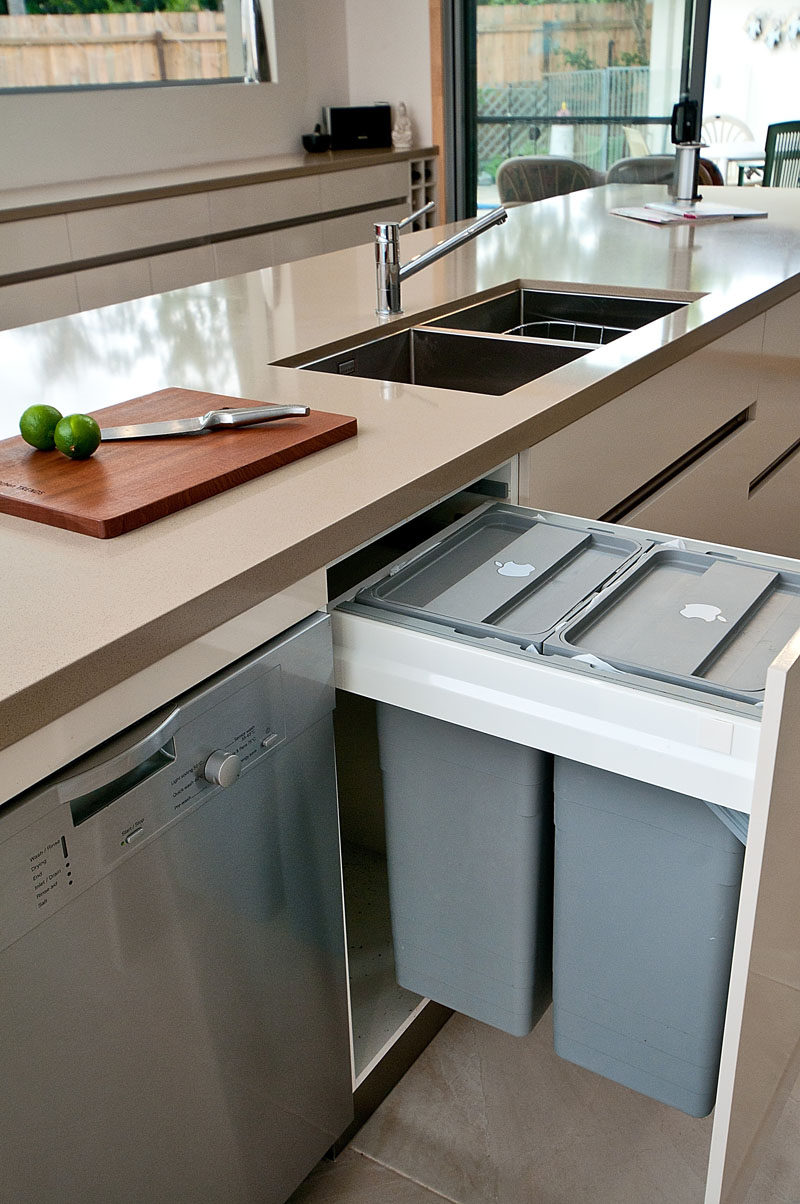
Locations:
100;404;310;440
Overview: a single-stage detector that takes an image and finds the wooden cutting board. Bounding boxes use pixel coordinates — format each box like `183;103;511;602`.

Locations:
0;388;357;538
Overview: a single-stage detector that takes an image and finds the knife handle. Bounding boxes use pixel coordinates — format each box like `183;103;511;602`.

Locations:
203;405;310;429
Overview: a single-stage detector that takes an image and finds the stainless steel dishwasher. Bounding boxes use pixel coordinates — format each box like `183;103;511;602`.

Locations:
0;612;352;1204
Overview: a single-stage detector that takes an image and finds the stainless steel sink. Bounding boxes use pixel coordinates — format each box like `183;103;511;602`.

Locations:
299;327;587;396
288;287;688;397
427;288;687;346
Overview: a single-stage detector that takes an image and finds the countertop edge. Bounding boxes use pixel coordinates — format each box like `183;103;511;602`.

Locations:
0;145;439;223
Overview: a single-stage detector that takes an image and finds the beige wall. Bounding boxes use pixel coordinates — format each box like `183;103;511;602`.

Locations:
344;0;433;145
1;0;433;197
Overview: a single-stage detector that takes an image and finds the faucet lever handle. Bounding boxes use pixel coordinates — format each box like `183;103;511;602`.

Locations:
397;200;436;230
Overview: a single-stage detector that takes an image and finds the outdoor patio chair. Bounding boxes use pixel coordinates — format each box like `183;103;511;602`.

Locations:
701;113;755;145
701;113;762;183
763;121;800;187
606;155;675;183
606;155;724;186
622;126;651;157
495;156;604;204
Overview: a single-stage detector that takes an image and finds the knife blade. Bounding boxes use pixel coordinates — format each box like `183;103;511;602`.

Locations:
100;404;310;440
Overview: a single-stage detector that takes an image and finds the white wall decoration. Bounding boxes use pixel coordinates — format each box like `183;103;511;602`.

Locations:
745;10;800;46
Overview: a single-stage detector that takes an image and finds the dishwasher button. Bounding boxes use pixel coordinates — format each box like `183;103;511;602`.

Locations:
124;827;144;845
204;751;242;788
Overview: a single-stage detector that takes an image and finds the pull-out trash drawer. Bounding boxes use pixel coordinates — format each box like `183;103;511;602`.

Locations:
332;503;796;1111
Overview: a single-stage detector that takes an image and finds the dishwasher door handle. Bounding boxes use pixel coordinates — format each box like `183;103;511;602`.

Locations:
58;707;181;817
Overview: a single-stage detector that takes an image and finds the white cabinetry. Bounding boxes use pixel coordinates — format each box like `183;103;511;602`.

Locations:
519;317;764;532
0;149;438;329
624;294;800;560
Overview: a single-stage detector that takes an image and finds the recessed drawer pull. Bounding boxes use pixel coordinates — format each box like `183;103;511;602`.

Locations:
749;435;800;496
602;408;751;523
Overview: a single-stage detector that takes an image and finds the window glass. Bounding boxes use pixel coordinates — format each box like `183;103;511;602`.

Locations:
0;0;275;88
466;0;697;213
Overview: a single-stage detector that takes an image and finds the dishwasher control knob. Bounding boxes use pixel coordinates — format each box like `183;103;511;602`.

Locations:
204;750;242;788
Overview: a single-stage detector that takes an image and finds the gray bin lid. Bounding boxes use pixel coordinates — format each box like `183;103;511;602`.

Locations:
355;505;645;650
546;547;800;703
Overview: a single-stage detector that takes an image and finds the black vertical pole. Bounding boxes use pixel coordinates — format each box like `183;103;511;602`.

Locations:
462;0;478;218
680;0;711;136
443;0;478;221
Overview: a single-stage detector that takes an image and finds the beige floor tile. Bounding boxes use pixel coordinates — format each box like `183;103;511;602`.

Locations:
741;1092;800;1203
287;1148;454;1203
352;1010;714;1204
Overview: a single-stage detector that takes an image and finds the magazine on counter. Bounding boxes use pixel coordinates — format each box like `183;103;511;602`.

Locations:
611;200;767;225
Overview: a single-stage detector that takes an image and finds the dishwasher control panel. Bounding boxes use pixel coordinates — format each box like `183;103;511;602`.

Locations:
0;638;306;954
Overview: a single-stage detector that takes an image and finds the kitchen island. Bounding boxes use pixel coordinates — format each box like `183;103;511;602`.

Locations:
2;182;800;1201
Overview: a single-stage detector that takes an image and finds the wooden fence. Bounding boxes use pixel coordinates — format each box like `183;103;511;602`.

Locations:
0;11;228;87
478;2;650;85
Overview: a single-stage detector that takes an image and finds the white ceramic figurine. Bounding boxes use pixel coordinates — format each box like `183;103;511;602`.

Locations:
392;102;413;150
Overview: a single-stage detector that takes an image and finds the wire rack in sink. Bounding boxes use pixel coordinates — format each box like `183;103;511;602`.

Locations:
505;319;633;345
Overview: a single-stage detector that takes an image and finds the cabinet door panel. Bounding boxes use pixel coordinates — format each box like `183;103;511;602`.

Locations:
705;631;800;1202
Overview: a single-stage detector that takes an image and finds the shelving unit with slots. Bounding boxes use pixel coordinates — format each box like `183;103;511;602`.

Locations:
409;155;439;228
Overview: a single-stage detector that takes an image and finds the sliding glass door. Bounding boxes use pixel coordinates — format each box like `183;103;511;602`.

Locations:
445;0;710;216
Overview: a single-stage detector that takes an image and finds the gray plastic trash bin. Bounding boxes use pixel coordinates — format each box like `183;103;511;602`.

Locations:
552;760;744;1117
378;704;552;1036
544;543;800;1115
357;506;645;1036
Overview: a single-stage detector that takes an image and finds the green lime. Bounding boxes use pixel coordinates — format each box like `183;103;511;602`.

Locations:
54;413;101;461
19;404;63;450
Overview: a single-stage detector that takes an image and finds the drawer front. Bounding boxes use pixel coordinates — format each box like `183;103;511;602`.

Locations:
149;245;217;295
67;193;210;260
321;202;409;253
0;274;80;331
332;608;760;812
0;214;71;276
621;417;752;545
519;317;764;520
75;258;153;311
319;162;409;210
208;176;323;235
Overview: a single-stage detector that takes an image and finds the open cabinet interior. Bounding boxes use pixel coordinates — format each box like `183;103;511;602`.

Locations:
334;690;425;1084
327;472;518;1130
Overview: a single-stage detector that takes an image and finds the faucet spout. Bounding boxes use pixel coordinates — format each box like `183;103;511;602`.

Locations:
375;205;507;316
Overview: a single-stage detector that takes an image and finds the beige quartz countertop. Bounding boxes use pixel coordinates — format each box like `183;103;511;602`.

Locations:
2;183;800;755
0;145;437;221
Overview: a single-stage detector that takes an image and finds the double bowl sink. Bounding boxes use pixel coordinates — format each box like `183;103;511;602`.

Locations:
288;288;687;397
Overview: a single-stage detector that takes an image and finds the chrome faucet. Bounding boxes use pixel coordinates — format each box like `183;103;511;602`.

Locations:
374;202;508;316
